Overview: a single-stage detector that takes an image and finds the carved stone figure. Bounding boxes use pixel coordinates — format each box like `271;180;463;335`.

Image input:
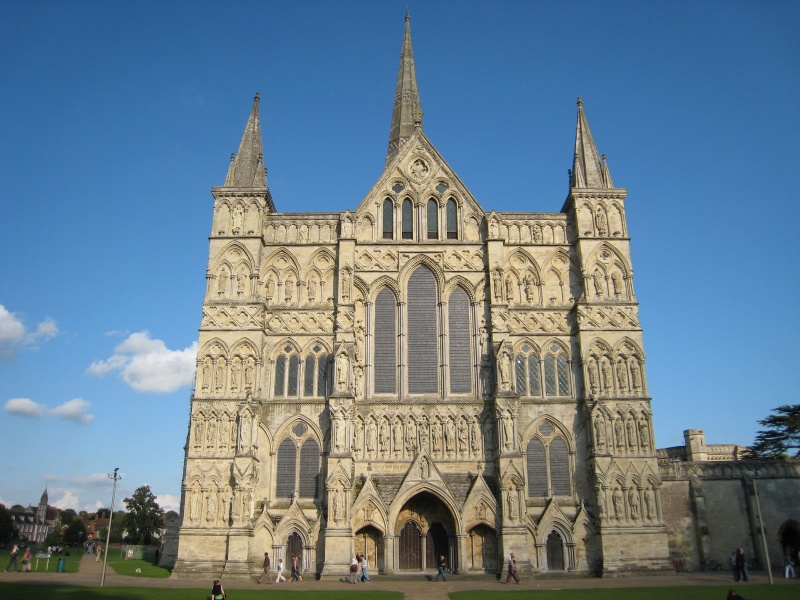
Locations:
341;269;351;302
218;268;228;295
265;277;275;301
411;158;428;179
471;419;481;453
366;419;377;452
354;365;364;398
601;360;613;392
334;412;346;451
379;420;390;452
232;204;244;233
532;223;543;243
222;492;231;524
354;320;365;363
498;350;512;391
616;361;629;391
638;420;651;448
193;419;203;449
611;271;624;296
354;419;363;452
215;358;226;392
592;270;604;297
205;417;217;449
502;412;513;450
189;489;199;522
299;225;309;242
505;276;515;303
405;420;417;452
458;420;468;453
476;502;486;521
333;490;344;523
419;456;429;479
612;488;624;519
595;416;606;448
219;418;229;450
201;359;211;390
483;418;495;450
644;488;656;519
284;278;294;302
614;418;625;448
629;489;640;519
507;489;518;521
597;487;607;516
479;322;489;354
587;360;600;394
492;270;502;301
236;272;246;296
364;502;375;521
336;352;349;391
341;218;352;238
595;208;608;236
392;421;402;454
244;358;255;389
432;420;442;452
626;419;637;448
524;275;537;303
230;360;241;392
307;277;316;302
630;360;642;391
238;412;251;452
489;218;499;238
206;492;216;522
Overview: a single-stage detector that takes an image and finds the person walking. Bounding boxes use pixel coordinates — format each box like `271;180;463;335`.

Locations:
275;558;286;583
290;552;302;582
730;550;738;581
349;556;359;583
257;551;271;583
210;579;226;600
505;552;521;584
4;543;20;572
21;547;32;572
784;552;796;579
434;554;447;581
359;553;371;582
735;548;749;583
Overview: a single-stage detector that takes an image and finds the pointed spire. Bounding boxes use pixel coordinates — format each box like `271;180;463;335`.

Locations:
386;12;422;164
572;97;611;189
224;93;267;187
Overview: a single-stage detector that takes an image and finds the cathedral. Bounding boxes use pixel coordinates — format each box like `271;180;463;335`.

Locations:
173;14;672;578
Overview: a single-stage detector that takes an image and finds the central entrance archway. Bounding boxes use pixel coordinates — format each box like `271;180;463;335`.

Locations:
395;491;456;572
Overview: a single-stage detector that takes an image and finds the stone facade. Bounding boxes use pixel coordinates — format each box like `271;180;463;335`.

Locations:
172;15;672;578
659;430;800;572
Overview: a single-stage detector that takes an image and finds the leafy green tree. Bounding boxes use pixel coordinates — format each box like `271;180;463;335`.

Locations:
59;508;78;526
64;519;87;545
96;510;126;544
0;504;15;544
750;404;800;458
123;486;163;545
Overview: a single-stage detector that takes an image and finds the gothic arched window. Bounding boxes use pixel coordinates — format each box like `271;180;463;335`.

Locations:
276;422;320;499
402;199;413;239
544;344;570;397
515;345;541;397
273;347;300;397
374;289;397;393
526;420;572;497
448;288;471;393
303;346;328;397
427;199;439;239
446;199;458;239
383;198;394;240
407;267;438;393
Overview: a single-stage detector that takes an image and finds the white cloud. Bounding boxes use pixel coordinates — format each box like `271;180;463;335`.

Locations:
70;473;113;486
50;398;94;424
5;397;93;424
51;489;81;511
0;305;58;360
155;493;180;513
4;397;47;418
88;331;197;393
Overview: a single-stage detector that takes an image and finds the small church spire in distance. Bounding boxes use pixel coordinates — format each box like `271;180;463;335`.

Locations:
224;93;267;188
571;97;611;189
386;11;422;164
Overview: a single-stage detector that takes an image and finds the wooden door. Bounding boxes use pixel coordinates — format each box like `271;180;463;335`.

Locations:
546;530;564;571
398;521;421;570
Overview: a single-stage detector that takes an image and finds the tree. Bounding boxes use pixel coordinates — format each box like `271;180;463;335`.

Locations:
0;504;15;544
749;404;800;458
64;519;87;545
96;510;126;544
123;486;163;545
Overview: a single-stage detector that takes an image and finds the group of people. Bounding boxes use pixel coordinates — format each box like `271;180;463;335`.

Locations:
730;548;750;582
349;553;370;583
3;544;32;572
254;551;303;584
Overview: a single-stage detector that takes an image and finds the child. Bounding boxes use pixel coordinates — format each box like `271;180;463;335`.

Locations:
275;558;286;583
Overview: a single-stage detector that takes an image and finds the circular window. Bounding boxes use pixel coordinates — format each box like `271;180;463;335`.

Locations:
392;183;405;193
292;422;308;437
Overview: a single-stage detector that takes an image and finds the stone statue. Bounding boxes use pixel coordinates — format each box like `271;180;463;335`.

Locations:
392;421;402;454
201;359;211;390
405;420;417;452
498;350;512;391
193;419;203;449
507;489;518;521
432;420;442;453
595;208;608;236
205;493;216;522
354;365;364;398
333;490;344;523
587;360;600;394
299;224;309;242
638;420;651;448
364;502;375;521
236;272;246;296
616;361;629;391
265;277;275;301
366;419;377;452
284;278;294;303
630;360;642;391
592;270;604;297
524;275;537;303
307;277;316;302
238;412;251;452
612;488;624;519
644;488;656;519
492;270;502;300
458;420;468;453
219;418;229;449
471;419;481;453
419;456;429;479
244;358;254;389
611;271;624;296
334;412;346;451
354;320;365;363
489;218;499;238
341;269;351;302
336;352;349;391
341;218;352;238
215;358;226;392
230;360;241;392
479;322;489;354
505;276;515;303
626;419;637;448
232;204;244;233
629;489;640;519
354;419;363;452
218;268;228;295
205;417;217;449
189;489;199;522
502;412;513;450
222;492;231;524
379;420;390;453
532;223;543;244
597;488;607;516
601;360;613;392
614;418;625;448
595;416;606;448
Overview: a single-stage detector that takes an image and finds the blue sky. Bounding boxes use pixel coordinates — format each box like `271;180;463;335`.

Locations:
1;1;798;513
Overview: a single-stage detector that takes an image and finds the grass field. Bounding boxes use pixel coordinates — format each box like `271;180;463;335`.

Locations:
0;585;402;600
0;545;81;574
102;552;172;578
452;585;797;600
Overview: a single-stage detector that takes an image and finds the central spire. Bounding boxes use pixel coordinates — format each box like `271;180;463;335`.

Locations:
386;12;422;164
225;93;267;188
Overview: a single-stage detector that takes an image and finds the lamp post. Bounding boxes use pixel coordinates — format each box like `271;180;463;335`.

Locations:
750;472;773;584
100;468;123;587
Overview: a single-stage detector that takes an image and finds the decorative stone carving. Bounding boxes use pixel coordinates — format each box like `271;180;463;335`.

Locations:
335;351;350;391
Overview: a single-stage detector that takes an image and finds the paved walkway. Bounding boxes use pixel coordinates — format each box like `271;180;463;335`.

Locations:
0;554;796;600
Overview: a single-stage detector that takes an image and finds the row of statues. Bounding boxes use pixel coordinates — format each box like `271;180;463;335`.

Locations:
586;357;643;396
191;410;254;456
578;203;624;238
186;485;256;526
598;485;658;523
594;412;651;454
490;218;569;245
199;355;257;397
589;268;628;299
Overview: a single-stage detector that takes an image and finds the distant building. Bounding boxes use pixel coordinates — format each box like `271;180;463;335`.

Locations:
11;488;60;544
659;429;800;571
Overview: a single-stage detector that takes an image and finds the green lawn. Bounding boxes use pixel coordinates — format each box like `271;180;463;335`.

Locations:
0;585;401;600
452;585;797;600
0;546;81;574
103;553;172;578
